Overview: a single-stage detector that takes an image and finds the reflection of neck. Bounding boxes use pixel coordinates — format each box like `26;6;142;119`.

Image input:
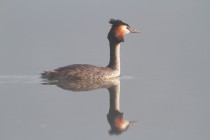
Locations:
108;84;120;112
107;41;120;71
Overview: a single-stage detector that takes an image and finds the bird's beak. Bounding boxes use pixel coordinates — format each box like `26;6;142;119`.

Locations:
130;28;140;33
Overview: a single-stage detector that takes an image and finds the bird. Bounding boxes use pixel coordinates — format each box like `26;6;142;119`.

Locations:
41;19;139;80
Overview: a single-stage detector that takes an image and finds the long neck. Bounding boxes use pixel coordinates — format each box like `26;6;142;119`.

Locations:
107;41;121;70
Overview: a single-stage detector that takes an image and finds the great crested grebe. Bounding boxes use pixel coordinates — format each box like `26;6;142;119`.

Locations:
41;19;139;80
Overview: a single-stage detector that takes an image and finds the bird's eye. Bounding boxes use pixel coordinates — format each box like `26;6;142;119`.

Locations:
126;26;131;31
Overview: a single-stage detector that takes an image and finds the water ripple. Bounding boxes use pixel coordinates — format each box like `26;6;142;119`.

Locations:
0;75;41;84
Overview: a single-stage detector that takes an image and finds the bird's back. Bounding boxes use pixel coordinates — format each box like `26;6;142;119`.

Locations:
41;64;120;80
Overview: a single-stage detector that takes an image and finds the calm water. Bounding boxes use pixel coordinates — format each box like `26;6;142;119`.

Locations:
1;0;210;139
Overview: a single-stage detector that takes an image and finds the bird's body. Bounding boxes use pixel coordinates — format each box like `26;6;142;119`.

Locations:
42;64;120;80
41;19;138;80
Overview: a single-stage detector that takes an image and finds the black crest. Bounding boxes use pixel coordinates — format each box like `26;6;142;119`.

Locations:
109;19;129;27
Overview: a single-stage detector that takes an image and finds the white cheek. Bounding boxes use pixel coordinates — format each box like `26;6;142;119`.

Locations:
124;29;130;34
122;25;130;34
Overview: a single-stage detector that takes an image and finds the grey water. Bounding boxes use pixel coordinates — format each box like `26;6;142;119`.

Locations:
0;0;210;139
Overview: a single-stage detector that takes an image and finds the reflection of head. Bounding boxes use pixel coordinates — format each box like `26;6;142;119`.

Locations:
107;111;131;135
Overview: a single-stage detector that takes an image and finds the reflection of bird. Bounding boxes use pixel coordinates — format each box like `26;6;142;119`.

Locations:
107;81;137;135
41;19;139;80
42;78;120;91
42;78;136;135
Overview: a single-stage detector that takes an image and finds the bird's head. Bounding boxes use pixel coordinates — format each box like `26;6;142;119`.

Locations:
108;19;139;43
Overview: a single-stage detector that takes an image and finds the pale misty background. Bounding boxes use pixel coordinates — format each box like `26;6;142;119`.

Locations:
0;0;210;140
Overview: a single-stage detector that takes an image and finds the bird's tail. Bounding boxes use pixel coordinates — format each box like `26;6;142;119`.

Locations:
41;70;57;80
